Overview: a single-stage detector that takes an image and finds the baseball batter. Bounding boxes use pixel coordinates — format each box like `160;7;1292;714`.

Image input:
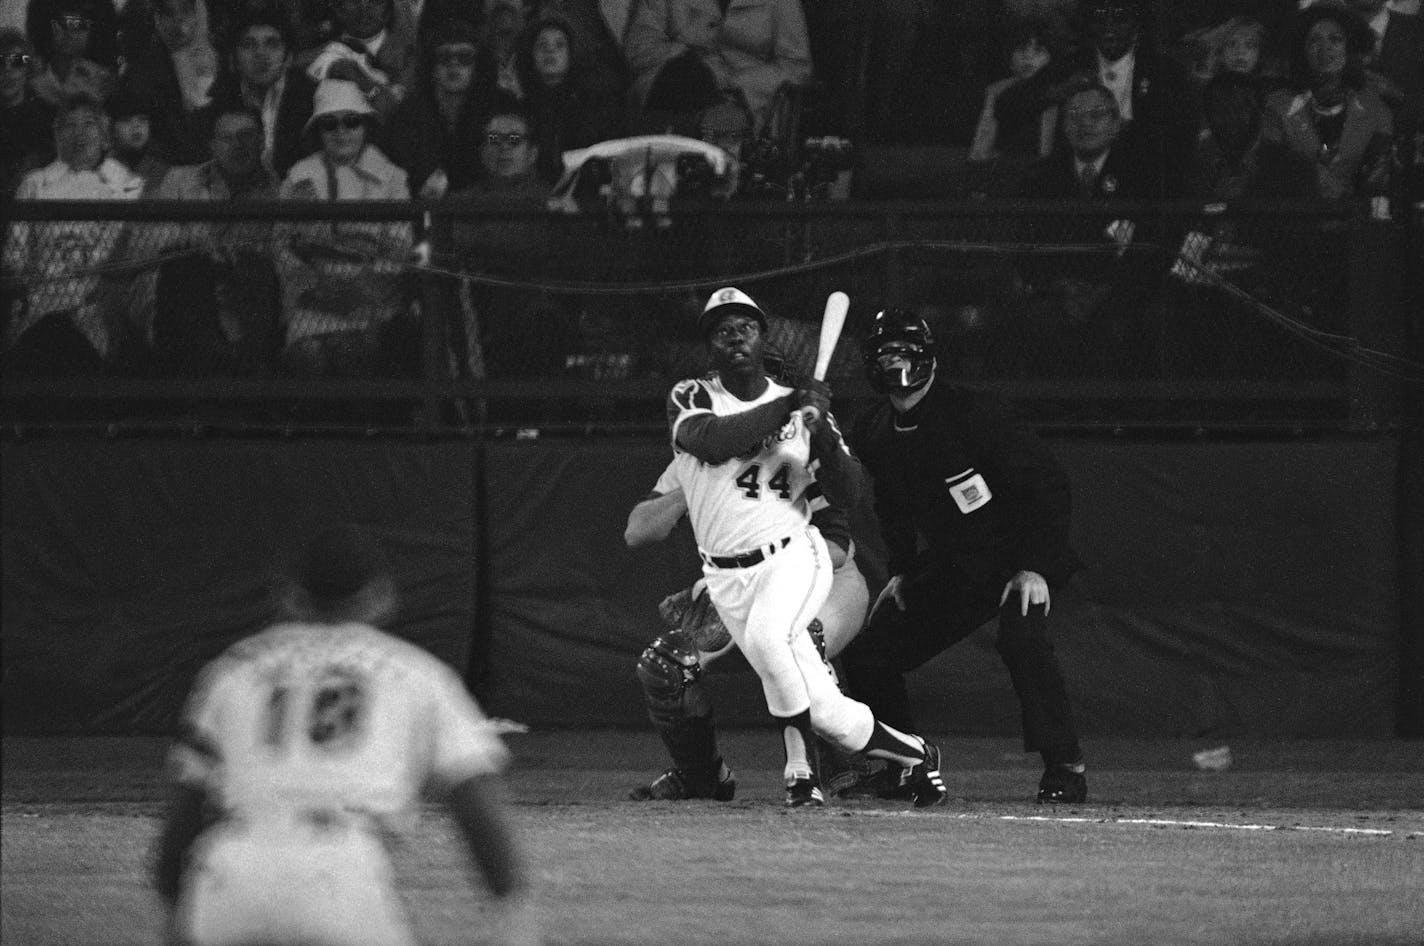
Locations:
648;286;946;808
153;525;539;946
624;480;870;804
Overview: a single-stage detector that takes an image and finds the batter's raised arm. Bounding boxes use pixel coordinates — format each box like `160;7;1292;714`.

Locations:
674;396;798;465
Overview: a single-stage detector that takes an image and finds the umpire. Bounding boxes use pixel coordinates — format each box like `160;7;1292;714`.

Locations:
841;307;1087;803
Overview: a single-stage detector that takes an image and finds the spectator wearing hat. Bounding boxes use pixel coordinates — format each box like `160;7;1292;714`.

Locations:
106;84;169;191
116;0;219;166
205;3;317;179
275;78;413;380
2;28;55;193
24;0;119;106
3;94;143;376
1265;3;1394;200
515;14;625;184
385;16;498;199
298;0;419;123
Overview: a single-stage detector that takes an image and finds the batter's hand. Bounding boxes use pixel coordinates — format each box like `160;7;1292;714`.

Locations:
1000;570;1050;616
796;379;832;428
870;574;907;619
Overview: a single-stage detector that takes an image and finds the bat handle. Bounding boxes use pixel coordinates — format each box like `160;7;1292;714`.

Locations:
801;405;821;427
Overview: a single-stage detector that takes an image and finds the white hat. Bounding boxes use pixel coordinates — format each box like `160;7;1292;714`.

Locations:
303;79;376;135
699;286;766;337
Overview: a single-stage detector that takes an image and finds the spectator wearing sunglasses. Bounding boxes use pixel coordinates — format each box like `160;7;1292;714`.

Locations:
2;29;55;192
385;16;497;200
274;78;412;380
24;0;119;106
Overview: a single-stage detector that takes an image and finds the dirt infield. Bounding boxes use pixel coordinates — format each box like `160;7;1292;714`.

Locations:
4;732;1423;945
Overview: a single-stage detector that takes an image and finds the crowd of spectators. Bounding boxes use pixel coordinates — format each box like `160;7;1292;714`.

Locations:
2;0;1420;386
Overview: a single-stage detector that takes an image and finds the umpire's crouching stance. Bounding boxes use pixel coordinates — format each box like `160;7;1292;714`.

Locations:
841;307;1087;803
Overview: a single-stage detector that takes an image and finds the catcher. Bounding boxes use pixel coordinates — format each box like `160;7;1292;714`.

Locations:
623;478;870;805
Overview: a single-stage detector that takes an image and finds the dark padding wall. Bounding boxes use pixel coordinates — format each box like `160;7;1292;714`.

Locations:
0;436;1403;737
1;440;478;734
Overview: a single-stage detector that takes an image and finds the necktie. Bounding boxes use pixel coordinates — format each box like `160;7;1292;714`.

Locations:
1078;163;1097;199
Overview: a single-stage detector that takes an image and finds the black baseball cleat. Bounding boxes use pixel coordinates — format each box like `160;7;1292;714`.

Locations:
784;776;825;808
1037;766;1087;804
628;763;737;801
900;742;948;808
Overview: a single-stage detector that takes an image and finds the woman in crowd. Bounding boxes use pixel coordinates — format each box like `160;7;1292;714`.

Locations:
1264;4;1393;200
514;14;624;184
387;16;497;199
275;78;412;380
968;16;1061;165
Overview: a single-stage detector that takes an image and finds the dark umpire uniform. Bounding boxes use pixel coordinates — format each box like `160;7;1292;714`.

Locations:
841;308;1087;802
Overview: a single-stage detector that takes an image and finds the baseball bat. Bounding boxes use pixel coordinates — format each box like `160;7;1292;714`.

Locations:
802;291;850;425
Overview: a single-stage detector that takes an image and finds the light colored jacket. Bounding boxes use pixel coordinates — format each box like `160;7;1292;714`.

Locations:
1265;88;1394;200
276;145;412;342
4;158;143;358
625;0;810;127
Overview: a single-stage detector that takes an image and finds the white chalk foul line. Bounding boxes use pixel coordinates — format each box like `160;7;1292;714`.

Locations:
997;815;1396;836
843;810;1406;836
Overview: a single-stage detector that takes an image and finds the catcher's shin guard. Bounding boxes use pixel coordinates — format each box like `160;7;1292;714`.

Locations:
636;631;725;794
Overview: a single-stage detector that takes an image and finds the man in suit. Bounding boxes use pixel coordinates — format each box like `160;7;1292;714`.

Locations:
996;0;1198;194
206;4;316;179
1344;0;1424;102
1015;78;1166;377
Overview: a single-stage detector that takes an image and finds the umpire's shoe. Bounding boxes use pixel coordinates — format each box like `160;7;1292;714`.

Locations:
628;762;737;802
900;741;948;808
784;776;825;808
1037;765;1087;804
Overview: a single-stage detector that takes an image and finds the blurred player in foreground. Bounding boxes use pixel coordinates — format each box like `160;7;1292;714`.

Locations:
623;476;869;804
152;524;540;946
642;286;946;808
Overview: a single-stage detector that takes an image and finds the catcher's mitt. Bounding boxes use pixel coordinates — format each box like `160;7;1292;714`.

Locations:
657;580;732;654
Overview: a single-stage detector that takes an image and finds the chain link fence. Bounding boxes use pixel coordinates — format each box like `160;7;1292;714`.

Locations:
2;197;1416;432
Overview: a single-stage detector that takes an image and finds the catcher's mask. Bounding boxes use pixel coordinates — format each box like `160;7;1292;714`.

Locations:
862;307;936;394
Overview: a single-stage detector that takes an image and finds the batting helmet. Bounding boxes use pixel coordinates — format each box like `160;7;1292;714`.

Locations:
699;286;768;339
862;307;936;394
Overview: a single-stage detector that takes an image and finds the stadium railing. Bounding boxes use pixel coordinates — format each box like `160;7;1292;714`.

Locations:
2;197;1415;435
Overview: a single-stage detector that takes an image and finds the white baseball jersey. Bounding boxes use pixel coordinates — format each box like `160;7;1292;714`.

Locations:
168;622;509;946
664;374;818;557
171;622;508;826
